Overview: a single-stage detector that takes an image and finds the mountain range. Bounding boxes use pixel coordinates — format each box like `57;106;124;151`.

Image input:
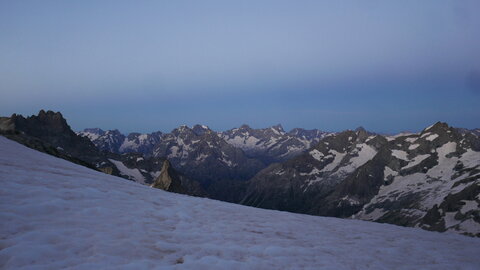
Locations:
1;110;479;237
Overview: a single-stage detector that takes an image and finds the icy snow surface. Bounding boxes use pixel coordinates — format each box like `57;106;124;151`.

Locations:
1;136;480;270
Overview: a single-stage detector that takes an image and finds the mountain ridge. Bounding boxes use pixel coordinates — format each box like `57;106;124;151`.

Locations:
2;110;479;236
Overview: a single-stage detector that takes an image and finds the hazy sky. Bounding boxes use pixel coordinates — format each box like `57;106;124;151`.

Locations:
1;0;479;134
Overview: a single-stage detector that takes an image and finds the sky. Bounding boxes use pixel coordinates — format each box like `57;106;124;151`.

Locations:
1;0;479;134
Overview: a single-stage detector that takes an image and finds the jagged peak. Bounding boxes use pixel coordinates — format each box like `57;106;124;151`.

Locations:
151;159;186;193
36;109;61;118
171;125;194;136
21;110;70;132
162;159;172;170
423;122;450;133
35;110;66;123
175;125;192;131
105;129;123;135
419;122;457;141
355;126;366;133
193;124;210;129
82;128;105;134
192;124;211;136
271;124;284;131
288;127;303;132
239;124;251;130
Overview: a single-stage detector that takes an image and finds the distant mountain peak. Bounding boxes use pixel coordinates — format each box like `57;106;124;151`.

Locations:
173;125;193;135
192;124;211;136
239;124;252;130
423;121;450;132
355;126;366;132
271;124;284;131
37;109;63;118
83;128;105;134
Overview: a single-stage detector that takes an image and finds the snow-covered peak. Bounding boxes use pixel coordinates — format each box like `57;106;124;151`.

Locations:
192;124;211;136
78;128;106;141
422;121;449;133
270;124;285;134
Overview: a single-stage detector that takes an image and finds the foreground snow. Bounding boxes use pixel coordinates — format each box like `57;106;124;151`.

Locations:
0;136;479;270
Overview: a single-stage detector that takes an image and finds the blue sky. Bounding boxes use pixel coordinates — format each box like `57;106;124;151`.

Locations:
1;0;479;134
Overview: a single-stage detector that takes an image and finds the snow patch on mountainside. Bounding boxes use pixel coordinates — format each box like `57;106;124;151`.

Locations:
309;149;324;161
109;159;146;184
321;150;346;172
392;149;409;161
80;130;101;141
403;154;430;170
425;134;439;141
345;144;377;171
356;140;480;235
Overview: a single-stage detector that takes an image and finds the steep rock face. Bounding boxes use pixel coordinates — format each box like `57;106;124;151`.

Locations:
0;110;107;168
242;123;480;236
151;160;207;196
152;160;186;193
152;125;265;188
221;124;329;164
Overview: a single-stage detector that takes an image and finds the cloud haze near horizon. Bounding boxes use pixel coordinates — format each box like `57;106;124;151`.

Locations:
1;0;479;133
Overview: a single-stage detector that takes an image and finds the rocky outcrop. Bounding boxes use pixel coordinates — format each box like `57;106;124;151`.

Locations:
0;110;108;171
152;160;206;197
152;160;185;192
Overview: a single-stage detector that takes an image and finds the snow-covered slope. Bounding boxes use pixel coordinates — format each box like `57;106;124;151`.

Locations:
1;136;480;269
